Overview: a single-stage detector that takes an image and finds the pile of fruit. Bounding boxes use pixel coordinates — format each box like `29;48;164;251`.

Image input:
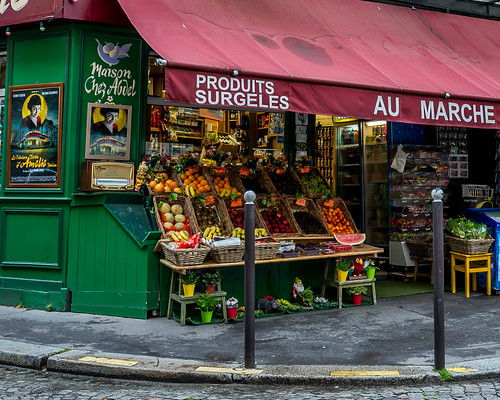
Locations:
202;226;222;240
260;208;294;234
157;201;191;241
212;175;242;198
268;170;302;195
293;211;327;235
231;227;267;239
192;200;227;237
180;170;211;197
298;171;333;197
149;174;182;195
227;207;245;229
322;206;355;235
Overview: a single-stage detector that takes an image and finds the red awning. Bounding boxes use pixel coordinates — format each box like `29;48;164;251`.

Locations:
117;0;500;128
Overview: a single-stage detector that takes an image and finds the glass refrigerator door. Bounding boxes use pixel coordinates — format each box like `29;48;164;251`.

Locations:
362;121;389;246
336;122;361;229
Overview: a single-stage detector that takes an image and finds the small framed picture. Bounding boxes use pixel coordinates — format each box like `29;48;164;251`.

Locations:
85;103;132;160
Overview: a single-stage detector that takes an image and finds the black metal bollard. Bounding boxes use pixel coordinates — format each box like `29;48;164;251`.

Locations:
244;190;256;369
432;188;445;370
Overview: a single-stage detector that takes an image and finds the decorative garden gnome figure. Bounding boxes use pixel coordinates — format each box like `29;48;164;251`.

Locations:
291;277;306;304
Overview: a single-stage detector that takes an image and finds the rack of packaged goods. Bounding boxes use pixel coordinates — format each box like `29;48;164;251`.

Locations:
389;146;449;268
362;122;388;246
254;112;284;157
314;125;335;188
336;123;361;228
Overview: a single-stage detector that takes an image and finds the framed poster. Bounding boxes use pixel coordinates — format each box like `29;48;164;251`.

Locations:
85;103;131;160
7;83;63;188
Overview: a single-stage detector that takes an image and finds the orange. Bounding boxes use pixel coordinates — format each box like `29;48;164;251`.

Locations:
164;185;172;193
185;171;192;177
149;180;157;189
169;181;178;190
154;182;165;193
204;184;211;192
197;176;204;182
180;174;187;181
200;179;208;186
224;183;232;189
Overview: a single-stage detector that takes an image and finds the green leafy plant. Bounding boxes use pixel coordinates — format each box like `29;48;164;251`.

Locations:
445;217;488;239
180;272;199;285
301;288;315;303
201;271;221;286
336;258;352;271
346;286;368;296
195;291;220;312
435;368;452;381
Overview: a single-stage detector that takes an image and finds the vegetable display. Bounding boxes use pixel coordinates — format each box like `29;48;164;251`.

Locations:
445;217;488;239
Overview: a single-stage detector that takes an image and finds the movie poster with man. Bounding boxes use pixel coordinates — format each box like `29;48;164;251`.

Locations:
7;83;63;188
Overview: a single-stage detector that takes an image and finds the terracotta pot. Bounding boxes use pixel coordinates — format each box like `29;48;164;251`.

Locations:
352;293;362;306
205;284;215;294
227;307;237;319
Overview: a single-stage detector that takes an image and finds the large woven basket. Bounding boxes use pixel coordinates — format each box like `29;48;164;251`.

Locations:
173;166;214;197
316;197;359;234
153;194;198;239
285;197;330;237
254;241;281;260
265;168;304;196
292;167;332;198
233;167;274;195
256;195;301;238
190;195;233;237
406;239;451;259
207;243;245;263
161;243;210;266
446;235;494;255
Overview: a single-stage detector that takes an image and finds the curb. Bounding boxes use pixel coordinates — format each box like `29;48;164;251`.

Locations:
1;339;500;386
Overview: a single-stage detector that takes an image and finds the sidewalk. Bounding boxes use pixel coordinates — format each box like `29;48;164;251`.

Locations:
0;291;499;385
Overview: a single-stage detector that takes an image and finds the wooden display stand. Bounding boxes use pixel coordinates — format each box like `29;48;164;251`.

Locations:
327;270;377;308
451;251;492;298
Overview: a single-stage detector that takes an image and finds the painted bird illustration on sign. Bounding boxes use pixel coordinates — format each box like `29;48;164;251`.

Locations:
96;40;132;66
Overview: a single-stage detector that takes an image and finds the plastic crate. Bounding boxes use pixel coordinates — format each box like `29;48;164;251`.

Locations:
462;184;494;198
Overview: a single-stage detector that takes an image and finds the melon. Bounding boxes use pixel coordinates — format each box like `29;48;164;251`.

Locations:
334;233;366;245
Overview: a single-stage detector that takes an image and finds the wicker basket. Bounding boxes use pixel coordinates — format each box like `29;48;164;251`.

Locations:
292;167;331;198
205;166;246;198
161;243;210;266
285;197;330;237
233;167;273;195
153;194;198;239
446;235;494;255
207;243;245;263
173;165;214;197
256;195;301;238
316;197;359;234
265;168;304;196
147;166;183;196
254;241;281;260
190;195;233;237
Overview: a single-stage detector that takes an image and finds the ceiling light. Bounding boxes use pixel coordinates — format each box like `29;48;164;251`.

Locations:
365;120;387;127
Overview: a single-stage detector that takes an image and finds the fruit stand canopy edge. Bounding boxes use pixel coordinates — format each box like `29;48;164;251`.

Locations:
118;0;500;128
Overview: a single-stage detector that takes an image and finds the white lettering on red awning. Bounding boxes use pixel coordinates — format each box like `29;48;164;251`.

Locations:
420;100;495;124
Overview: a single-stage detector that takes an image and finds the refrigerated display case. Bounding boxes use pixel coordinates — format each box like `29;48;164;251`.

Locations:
464;208;500;292
361;121;389;246
315;124;335;188
336;121;361;229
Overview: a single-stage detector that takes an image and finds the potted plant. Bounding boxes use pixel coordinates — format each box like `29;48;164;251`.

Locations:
226;297;239;319
336;258;352;282
346;286;368;306
196;291;220;323
201;271;221;294
363;260;379;280
180;271;199;297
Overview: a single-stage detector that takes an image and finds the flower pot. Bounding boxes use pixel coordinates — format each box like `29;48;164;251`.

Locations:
227;307;237;319
200;310;213;323
337;269;349;282
352;293;362;306
205;284;215;294
182;283;196;297
365;267;376;280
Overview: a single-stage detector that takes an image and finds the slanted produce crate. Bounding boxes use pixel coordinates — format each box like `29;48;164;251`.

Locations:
190;195;233;237
292;167;332;198
147;166;183;196
175;166;214;197
232;167;273;195
285;197;330;237
256;195;300;238
206;166;246;199
223;197;270;237
153;194;197;239
265;168;304;196
316;198;359;235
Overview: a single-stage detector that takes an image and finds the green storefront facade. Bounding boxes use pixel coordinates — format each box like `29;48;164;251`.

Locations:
0;1;323;319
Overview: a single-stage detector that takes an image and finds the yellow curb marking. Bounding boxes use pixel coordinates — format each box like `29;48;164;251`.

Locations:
196;366;263;375
448;367;479;373
331;370;400;376
78;356;138;367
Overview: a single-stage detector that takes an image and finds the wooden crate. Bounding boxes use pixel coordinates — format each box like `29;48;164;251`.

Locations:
316;197;359;235
292;166;332;198
190;195;233;237
232;167;274;195
255;195;300;238
285;197;330;237
264;168;304;197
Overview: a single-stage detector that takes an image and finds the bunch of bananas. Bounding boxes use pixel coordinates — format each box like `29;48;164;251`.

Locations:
185;185;196;197
254;228;267;238
167;230;190;242
231;227;245;239
203;226;222;240
219;188;233;198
